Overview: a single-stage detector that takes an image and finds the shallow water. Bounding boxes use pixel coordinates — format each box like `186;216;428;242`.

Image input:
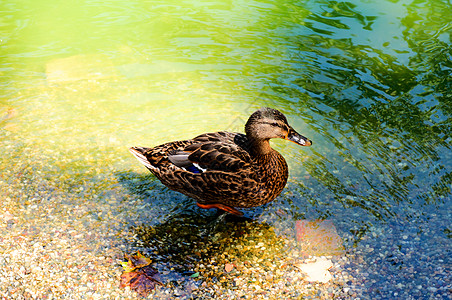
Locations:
1;0;451;298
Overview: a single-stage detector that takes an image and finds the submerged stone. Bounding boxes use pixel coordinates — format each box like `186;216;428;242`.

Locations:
295;257;333;283
295;219;345;256
46;54;119;83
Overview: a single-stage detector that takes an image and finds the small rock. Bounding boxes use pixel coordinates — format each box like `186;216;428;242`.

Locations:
224;263;234;273
295;258;333;283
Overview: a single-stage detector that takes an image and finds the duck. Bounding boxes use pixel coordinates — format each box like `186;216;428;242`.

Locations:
129;107;312;216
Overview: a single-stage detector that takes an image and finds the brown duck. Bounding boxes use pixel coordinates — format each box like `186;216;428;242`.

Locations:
129;107;312;216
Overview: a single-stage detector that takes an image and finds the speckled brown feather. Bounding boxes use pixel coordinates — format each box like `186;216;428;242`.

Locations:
130;107;311;213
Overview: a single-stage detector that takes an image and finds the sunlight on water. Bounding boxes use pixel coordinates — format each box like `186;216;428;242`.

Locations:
1;0;450;221
1;0;450;220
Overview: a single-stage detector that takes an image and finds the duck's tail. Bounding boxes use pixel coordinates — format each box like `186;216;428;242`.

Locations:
129;147;156;171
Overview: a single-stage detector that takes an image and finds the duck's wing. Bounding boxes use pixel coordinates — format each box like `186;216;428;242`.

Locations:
129;131;252;174
168;131;252;174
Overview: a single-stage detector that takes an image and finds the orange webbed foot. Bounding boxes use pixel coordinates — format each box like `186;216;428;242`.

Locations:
196;203;243;216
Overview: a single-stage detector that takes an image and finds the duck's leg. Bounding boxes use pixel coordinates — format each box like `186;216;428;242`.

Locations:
196;203;243;216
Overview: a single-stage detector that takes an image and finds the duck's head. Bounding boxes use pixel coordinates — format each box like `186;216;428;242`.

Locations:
245;107;312;150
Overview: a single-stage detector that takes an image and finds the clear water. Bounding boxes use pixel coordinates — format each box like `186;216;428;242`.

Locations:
1;0;450;298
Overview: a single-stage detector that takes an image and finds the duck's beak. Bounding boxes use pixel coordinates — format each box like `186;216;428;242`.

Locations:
286;127;312;146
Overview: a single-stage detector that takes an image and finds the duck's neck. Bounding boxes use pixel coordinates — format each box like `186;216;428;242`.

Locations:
249;138;273;156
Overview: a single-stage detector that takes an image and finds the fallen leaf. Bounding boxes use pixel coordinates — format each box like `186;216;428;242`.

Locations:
120;252;151;272
120;253;163;296
120;260;135;273
295;258;333;283
127;252;152;268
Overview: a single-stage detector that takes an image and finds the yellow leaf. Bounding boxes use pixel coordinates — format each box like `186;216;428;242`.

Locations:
133;252;152;268
121;260;136;273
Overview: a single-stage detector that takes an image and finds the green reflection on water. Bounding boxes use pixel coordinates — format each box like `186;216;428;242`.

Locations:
288;0;451;220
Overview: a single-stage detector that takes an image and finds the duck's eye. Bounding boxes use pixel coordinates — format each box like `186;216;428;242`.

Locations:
270;122;279;127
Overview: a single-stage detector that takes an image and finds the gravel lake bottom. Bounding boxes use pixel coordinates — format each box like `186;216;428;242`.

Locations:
1;144;450;299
